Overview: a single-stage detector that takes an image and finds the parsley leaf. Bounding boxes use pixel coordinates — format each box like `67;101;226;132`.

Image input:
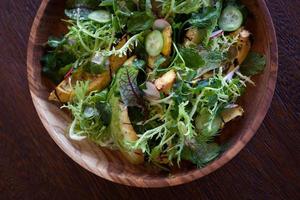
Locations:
188;7;220;28
182;141;220;168
127;11;155;34
240;52;266;76
180;47;205;69
41;51;76;84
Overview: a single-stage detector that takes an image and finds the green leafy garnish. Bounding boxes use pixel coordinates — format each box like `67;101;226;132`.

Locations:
100;33;143;57
158;0;206;18
42;17;115;83
180;47;205;69
188;6;221;28
182;141;220;168
43;0;266;169
189;0;223;46
130;69;245;165
63;81;112;144
127;11;155;34
240;52;266;76
119;66;144;108
41;51;76;84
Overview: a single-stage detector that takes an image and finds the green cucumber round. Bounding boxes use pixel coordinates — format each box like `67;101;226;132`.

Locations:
145;30;164;57
218;6;243;32
88;10;111;23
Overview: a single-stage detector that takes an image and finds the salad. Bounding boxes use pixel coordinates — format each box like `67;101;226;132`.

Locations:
42;0;266;168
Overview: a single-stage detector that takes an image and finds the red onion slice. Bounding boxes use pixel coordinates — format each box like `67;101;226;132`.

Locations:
210;30;224;40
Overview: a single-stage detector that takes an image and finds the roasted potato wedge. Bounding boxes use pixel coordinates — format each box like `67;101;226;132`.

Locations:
48;78;74;102
236;29;251;65
109;37;128;71
161;26;172;57
87;72;111;92
49;38;128;103
202;71;214;79
184;27;202;47
228;28;251;68
154;69;176;93
221;106;244;123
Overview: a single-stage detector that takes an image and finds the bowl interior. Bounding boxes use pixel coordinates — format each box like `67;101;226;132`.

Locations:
27;0;277;187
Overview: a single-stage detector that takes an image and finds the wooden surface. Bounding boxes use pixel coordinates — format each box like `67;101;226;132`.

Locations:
0;0;299;198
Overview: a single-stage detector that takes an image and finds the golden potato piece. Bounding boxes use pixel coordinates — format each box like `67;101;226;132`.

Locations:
109;37;128;72
87;71;111;93
89;56;136;95
49;72;112;103
71;67;84;80
48;78;74;102
236;30;251;65
230;27;244;38
228;28;251;66
202;71;214;79
49;38;129;103
161;26;172;57
221;106;244;123
154;69;176;93
184;27;202;47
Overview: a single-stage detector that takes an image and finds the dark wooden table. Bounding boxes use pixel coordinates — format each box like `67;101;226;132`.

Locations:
1;0;299;199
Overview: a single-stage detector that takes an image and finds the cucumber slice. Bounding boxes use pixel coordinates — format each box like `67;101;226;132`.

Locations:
218;6;243;32
145;30;164;57
88;10;111;23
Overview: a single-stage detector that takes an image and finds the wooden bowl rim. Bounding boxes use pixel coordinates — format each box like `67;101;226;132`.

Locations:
27;0;278;188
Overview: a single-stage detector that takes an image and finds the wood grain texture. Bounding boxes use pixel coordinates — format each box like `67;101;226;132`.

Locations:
0;0;299;198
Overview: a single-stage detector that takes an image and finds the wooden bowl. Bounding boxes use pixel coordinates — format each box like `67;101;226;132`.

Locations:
27;0;278;187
